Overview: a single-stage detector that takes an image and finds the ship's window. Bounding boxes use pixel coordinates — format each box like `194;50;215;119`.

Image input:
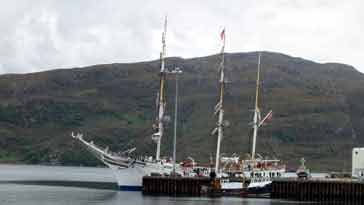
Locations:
356;151;359;155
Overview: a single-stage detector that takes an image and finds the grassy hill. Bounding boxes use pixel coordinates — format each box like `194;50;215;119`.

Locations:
0;51;363;171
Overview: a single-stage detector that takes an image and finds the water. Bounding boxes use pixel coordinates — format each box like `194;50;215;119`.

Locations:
0;164;114;182
0;185;307;205
0;165;311;205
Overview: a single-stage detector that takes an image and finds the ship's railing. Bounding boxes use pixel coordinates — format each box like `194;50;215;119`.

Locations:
71;132;131;168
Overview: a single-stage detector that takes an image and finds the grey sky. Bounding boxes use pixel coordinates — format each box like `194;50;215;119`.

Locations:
0;0;363;74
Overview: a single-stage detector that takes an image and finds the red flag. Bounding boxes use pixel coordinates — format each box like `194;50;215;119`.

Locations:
266;110;273;121
220;29;225;41
258;110;273;127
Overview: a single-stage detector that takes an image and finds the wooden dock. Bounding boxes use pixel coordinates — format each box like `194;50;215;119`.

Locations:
142;176;214;196
143;176;364;202
271;179;364;203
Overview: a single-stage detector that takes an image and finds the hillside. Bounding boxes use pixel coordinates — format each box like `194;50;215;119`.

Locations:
0;51;363;171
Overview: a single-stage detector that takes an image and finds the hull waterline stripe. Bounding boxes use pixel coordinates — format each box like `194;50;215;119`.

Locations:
119;185;142;191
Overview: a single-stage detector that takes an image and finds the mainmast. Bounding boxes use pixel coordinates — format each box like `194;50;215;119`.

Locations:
153;16;168;161
213;29;226;173
251;52;261;161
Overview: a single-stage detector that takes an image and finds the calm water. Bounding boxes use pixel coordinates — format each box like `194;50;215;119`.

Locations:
0;165;311;205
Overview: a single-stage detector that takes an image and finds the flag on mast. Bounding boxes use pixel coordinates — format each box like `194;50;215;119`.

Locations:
266;110;273;121
220;28;225;54
258;110;273;127
220;28;225;41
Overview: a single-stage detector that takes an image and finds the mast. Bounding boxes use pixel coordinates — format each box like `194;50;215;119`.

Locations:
251;52;261;161
214;29;226;173
172;67;182;173
173;70;178;173
153;16;168;161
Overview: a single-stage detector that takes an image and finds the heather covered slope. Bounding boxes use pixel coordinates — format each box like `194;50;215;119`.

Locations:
0;51;363;171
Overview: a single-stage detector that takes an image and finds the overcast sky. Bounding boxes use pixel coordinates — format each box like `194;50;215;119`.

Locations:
0;0;363;74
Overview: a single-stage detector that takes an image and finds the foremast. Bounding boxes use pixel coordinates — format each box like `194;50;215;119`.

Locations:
152;16;168;161
251;52;261;161
214;29;226;173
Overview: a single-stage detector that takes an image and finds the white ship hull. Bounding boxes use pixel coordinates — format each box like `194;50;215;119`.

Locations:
112;166;152;191
109;161;179;191
71;132;181;191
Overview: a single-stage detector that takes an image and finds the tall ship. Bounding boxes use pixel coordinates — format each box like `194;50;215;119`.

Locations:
71;17;185;191
210;46;285;194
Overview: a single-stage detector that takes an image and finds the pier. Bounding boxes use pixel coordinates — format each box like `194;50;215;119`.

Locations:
142;176;214;196
143;176;364;202
271;179;364;203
